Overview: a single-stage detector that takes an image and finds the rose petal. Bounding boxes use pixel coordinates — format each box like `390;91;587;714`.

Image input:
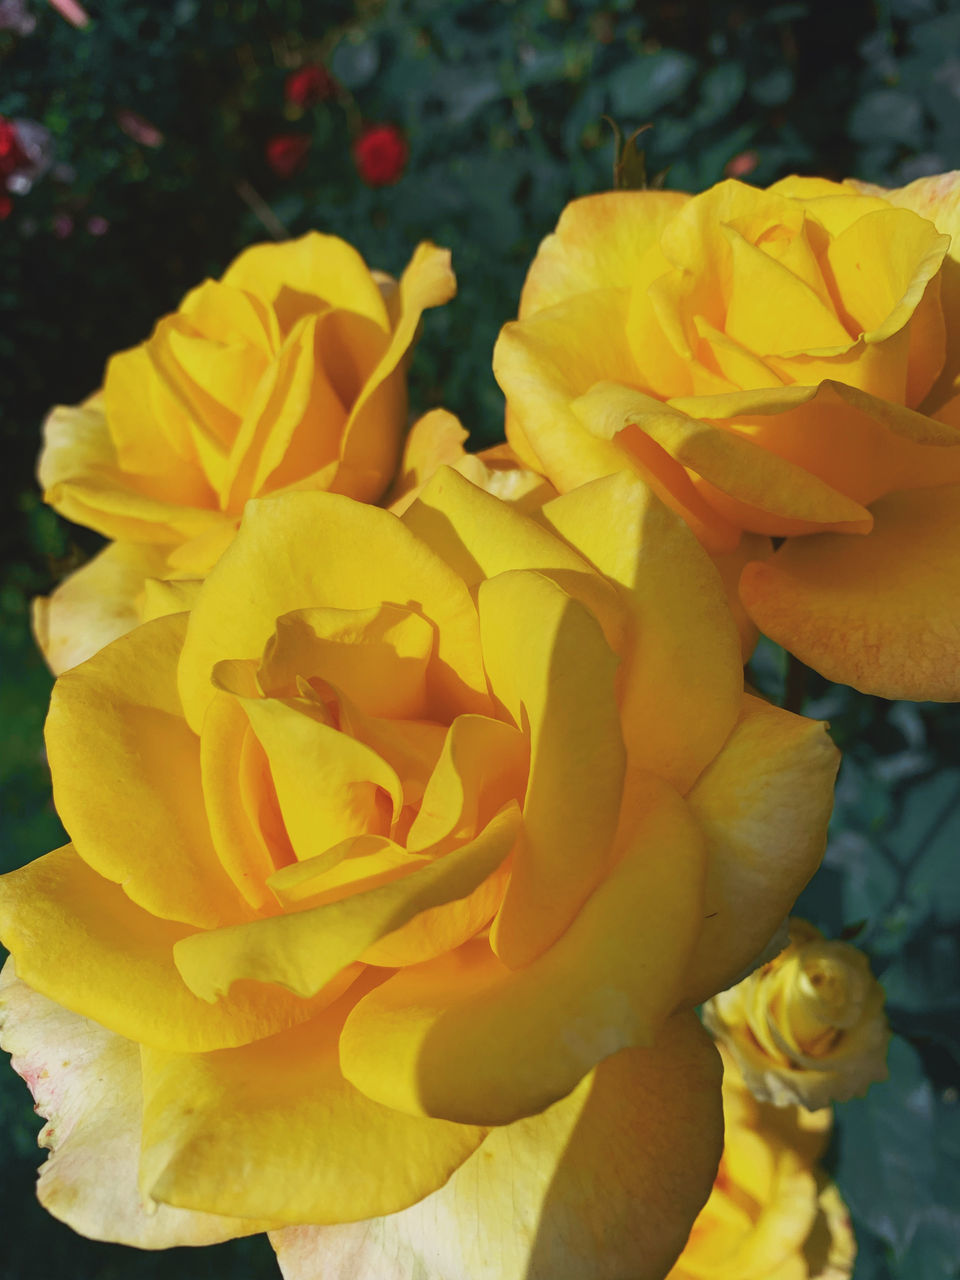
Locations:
740;484;960;699
681;693;840;1004
33;540;172;675
172;804;520;1001
138;979;485;1226
541;472;743;791
0;959;265;1247
339;773;705;1126
274;1012;722;1280
0;846;327;1052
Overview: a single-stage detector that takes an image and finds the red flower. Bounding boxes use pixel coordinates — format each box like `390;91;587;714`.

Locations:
354;123;408;187
0;194;12;220
266;133;311;179
0;118;27;182
285;64;335;108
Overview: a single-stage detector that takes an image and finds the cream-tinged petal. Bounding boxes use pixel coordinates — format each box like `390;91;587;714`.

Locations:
681;694;839;1005
339;773;705;1126
0;959;265;1247
173;804;520;1002
139;982;484;1226
140;574;203;622
541;472;743;791
479;570;626;966
46;612;248;928
519;189;689;317
178;492;488;733
275;1013;722;1280
33;541;171;675
740;484;960;699
0;846;327;1052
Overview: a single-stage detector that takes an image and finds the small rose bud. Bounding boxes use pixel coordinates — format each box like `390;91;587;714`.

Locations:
285;64;335;108
353;123;408;187
704;918;890;1110
266;133;310;179
0;117;28;182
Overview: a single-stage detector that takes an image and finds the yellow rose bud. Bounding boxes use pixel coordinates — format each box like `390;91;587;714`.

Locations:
0;469;840;1278
34;233;456;674
668;1048;856;1280
703;919;890;1109
494;173;960;700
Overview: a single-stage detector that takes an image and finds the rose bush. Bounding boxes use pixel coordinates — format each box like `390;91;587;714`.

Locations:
668;1049;856;1280
0;466;839;1279
494;172;960;699
703;919;889;1110
34;231;455;673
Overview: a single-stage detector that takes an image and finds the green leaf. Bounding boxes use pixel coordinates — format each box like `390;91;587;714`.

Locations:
832;1036;936;1256
607;49;697;120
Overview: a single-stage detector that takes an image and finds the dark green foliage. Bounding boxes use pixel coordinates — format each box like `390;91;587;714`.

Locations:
1;3;959;1278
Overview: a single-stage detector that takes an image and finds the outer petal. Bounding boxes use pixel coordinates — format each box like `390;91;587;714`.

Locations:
386;408;469;515
339;773;705;1126
32;541;171;675
45;612;247;928
478;570;626;966
273;1012;723;1280
139;984;485;1226
848;169;960;411
336;243;457;502
173;804;520;1002
519;189;689;318
495;292;742;552
681;694;840;1005
0;846;329;1052
38;399;224;544
740;485;960;699
573;382;874;535
670;380;960;523
540;472;743;792
178;492;488;733
0;959;264;1247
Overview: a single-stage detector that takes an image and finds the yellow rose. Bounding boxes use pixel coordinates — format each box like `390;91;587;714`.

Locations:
494;173;960;699
668;1049;856;1280
34;233;456;673
0;468;839;1278
703;919;890;1110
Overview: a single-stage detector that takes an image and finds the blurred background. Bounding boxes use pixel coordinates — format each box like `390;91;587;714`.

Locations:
1;2;959;1277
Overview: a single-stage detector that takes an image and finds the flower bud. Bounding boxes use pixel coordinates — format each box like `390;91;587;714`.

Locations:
703;919;889;1109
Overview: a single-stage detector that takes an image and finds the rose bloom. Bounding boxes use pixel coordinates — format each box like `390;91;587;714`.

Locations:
668;1049;856;1280
703;919;889;1110
266;133;311;177
285;64;335;108
35;232;455;673
494;173;960;700
354;124;408;187
0;468;839;1279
